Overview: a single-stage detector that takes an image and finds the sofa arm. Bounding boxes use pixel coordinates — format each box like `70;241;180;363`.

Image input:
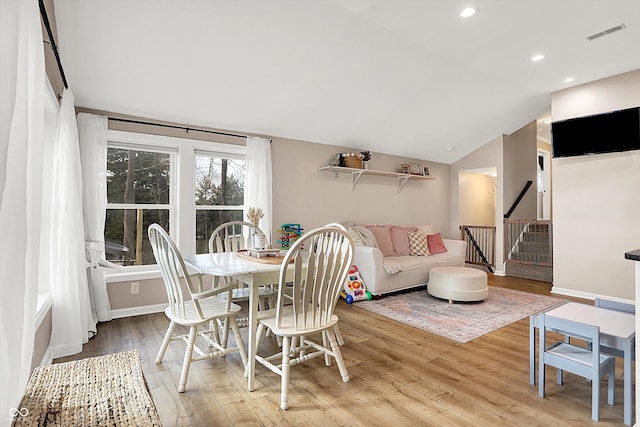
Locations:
443;239;467;258
353;245;386;295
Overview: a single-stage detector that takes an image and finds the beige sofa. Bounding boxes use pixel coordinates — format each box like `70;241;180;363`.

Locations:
347;224;467;296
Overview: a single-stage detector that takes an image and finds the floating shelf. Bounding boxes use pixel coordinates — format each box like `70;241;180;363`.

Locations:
319;166;435;192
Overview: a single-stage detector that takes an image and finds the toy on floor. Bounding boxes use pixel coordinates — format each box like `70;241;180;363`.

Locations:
341;265;372;304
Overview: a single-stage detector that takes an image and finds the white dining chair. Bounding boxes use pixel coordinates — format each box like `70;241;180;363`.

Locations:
538;313;615;421
149;224;248;392
209;221;277;345
254;225;354;410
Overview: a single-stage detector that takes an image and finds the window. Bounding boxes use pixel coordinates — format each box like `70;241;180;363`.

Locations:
194;153;245;253
103;130;246;272
105;146;173;266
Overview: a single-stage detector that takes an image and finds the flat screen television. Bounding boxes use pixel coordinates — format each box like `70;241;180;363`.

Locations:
551;106;640;158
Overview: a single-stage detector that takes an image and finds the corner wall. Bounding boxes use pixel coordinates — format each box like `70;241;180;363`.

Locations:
551;68;640;301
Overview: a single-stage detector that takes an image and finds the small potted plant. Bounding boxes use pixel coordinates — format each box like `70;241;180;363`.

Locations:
246;207;266;249
359;151;372;169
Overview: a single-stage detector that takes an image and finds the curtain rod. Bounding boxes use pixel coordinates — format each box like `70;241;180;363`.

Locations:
108;117;247;139
39;0;68;90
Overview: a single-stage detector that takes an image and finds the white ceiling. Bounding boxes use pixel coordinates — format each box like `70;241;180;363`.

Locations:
53;0;640;164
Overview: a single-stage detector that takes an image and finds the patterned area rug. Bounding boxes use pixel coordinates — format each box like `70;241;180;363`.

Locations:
356;286;566;343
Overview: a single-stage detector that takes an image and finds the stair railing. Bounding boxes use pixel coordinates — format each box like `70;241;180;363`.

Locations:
504;219;553;266
504;180;533;219
461;225;495;272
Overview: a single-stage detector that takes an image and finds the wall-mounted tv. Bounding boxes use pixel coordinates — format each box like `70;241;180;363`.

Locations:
551;106;640;158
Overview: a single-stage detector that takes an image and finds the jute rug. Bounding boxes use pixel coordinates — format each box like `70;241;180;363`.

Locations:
356;286;566;343
13;350;161;426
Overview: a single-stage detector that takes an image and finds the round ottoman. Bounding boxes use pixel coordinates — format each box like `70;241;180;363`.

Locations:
427;266;488;303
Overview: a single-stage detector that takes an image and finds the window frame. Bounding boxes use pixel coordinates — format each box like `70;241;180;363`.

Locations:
104;130;246;281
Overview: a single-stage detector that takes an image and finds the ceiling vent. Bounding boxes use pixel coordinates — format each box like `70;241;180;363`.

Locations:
587;23;627;41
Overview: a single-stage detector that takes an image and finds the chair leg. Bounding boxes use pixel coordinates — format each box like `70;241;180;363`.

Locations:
333;324;344;346
591;372;600;421
228;316;248;368
281;336;291;410
607;365;615;405
221;317;231;348
327;329;350;383
156;320;176;363
322;331;332;367
178;326;198;393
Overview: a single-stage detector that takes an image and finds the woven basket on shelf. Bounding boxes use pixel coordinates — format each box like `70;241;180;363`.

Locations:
343;156;363;169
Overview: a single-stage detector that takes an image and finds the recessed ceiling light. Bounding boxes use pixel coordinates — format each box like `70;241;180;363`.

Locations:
447;146;455;151
530;54;545;62
460;7;477;18
564;77;575;83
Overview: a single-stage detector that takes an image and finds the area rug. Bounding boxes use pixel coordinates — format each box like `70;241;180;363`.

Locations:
356;286;566;343
13;350;161;426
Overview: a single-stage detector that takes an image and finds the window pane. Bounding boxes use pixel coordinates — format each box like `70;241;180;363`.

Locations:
195;156;244;206
105;209;170;265
107;148;171;204
195;209;243;254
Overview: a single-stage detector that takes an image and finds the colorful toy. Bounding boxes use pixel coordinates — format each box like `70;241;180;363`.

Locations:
277;223;304;251
341;265;372;304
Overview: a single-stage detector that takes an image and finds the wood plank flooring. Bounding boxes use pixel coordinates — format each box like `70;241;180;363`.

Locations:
55;275;633;426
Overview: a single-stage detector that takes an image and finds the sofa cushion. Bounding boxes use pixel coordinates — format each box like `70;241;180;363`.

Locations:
364;224;394;256
408;232;431;256
348;225;378;248
416;224;435;235
427;232;448;254
390;226;417;256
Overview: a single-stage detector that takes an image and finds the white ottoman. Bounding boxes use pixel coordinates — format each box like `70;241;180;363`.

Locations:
427;266;488;303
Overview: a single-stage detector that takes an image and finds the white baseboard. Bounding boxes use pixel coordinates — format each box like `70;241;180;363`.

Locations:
551;287;635;305
492;268;506;276
110;303;167;319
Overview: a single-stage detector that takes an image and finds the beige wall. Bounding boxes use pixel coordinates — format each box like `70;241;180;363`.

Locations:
452;135;505;274
503;120;538;220
458;172;496;227
551;68;640;301
271;137;452;234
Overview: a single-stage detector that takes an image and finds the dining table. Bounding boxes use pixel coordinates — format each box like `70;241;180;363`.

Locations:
184;251;293;392
530;301;635;425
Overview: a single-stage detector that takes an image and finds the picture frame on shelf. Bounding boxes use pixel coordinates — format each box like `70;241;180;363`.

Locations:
422;165;430;176
401;164;410;174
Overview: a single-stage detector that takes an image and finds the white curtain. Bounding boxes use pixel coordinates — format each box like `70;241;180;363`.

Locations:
0;0;45;423
244;137;273;243
48;90;97;358
77;113;110;322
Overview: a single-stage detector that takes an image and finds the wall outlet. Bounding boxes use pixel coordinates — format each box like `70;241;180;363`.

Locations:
130;282;139;295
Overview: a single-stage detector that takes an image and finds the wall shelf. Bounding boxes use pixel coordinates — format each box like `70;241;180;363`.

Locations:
319;165;435;192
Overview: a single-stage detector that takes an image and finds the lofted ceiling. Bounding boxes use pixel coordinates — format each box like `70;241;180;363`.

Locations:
53;0;640;164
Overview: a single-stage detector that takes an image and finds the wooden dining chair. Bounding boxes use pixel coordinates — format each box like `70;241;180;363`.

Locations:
538;313;616;421
209;221;277;346
254;225;354;410
148;224;248;392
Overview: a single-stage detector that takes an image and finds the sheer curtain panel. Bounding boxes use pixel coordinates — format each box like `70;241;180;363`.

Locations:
0;0;45;423
244;137;273;242
48;90;96;358
77;113;110;322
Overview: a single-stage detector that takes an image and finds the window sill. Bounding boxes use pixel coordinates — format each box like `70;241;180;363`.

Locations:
105;267;162;283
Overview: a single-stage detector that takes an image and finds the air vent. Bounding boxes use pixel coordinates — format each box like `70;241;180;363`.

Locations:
587;23;626;41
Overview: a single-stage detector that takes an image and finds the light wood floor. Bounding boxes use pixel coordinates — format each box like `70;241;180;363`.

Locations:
55;275;633;426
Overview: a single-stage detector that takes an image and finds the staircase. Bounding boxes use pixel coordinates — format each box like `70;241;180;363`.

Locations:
505;221;553;282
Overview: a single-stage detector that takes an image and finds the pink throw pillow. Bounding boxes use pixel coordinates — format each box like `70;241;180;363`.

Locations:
427;232;448;254
390;226;417;256
363;224;395;257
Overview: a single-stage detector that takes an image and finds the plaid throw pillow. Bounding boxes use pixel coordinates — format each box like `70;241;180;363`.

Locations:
408;232;431;256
